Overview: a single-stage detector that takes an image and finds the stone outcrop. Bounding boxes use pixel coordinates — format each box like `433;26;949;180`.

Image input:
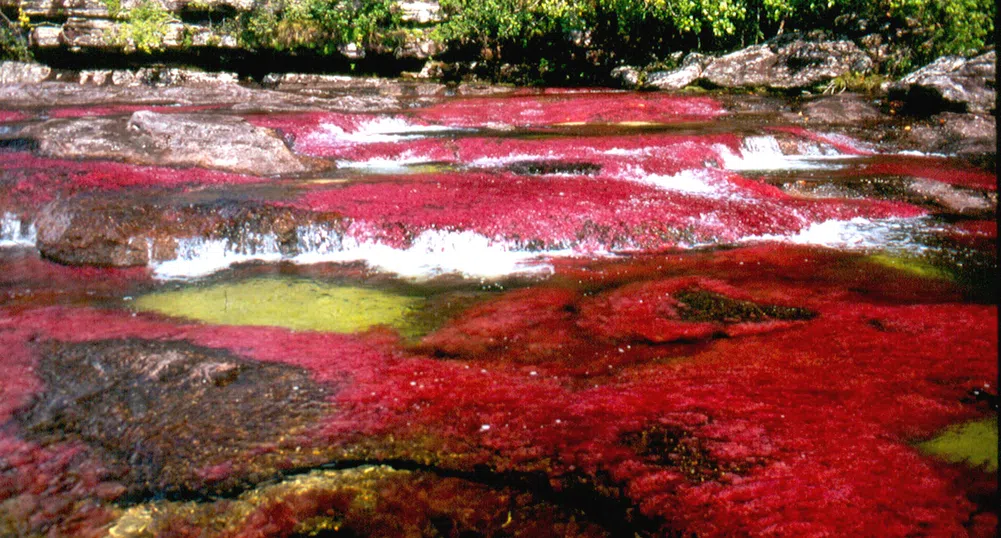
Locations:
35;193;343;267
21;110;313;175
0;61;52;84
646;35;873;91
889;51;996;114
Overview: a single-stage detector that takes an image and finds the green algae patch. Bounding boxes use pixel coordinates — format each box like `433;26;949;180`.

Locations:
134;278;421;334
917;417;998;471
866;254;952;280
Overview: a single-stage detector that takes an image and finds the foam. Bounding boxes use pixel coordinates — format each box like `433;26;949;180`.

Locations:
742;216;931;252
718;136;854;171
0;213;36;247
307;117;457;146
151;226;567;281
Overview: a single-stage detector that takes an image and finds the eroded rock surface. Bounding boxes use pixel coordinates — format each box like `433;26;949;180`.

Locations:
22;111;313;175
17;338;332;496
35;192;343;267
890;51;996;114
647;36;873;91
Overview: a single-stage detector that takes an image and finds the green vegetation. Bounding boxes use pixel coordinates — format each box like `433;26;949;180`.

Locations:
110;0;177;53
918;416;998;471
134;277;422;335
431;0;994;80
238;0;401;54
0;8;32;61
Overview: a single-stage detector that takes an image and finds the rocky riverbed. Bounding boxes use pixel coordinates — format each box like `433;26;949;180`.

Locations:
0;55;996;537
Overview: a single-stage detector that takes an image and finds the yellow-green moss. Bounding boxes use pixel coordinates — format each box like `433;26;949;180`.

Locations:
917;416;998;471
134;278;420;334
866;254;951;280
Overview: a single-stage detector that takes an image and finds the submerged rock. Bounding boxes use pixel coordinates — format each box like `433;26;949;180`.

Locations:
22;111;314;175
890;52;996;114
107;466;612;538
17;338;333;496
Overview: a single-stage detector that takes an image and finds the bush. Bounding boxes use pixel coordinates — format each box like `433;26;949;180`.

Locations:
239;0;400;54
433;0;995;78
112;0;177;53
0;8;33;61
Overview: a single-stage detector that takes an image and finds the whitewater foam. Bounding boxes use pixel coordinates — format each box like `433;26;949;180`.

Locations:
0;213;36;247
307;116;458;146
718;135;854;171
151;225;566;280
742;216;932;252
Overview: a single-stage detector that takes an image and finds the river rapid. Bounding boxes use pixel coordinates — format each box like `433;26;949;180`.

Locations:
0;76;996;537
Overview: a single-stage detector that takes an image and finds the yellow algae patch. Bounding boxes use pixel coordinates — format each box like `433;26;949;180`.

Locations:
917;416;998;471
866;254;951;280
135;278;420;334
107;467;404;538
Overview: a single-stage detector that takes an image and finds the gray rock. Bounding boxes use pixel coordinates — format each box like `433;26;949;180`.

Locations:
700;38;873;90
889;52;996;114
0;61;52;85
647;53;711;90
23;111;312;175
800;94;882;125
610;65;641;88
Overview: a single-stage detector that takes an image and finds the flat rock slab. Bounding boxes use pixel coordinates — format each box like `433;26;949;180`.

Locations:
22;111;313;175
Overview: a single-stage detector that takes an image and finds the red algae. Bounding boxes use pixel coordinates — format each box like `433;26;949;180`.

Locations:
0;244;994;536
864;160;997;190
0;110;30;123
291;169;923;250
0;151;267;212
413;93;728;128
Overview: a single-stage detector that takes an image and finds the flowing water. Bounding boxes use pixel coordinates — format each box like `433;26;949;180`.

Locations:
0;86;996;537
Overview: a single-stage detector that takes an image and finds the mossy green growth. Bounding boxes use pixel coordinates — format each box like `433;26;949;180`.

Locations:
134;277;421;334
917;416;998;471
866;254;952;281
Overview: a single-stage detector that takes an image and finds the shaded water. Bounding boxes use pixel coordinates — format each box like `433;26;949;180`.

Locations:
0;87;996;537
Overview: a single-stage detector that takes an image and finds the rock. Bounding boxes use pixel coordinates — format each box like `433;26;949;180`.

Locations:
650;36;872;91
23;111;312;175
34;193;343;268
903;112;996;159
17;338;331;495
0;61;52;85
889;52;996;114
799;94;883;125
610;65;641;88
647;53;711;90
398;0;441;23
906;178;995;216
35;196;153;267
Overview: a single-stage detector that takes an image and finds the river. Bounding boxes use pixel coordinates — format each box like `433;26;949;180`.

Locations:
0;80;996;537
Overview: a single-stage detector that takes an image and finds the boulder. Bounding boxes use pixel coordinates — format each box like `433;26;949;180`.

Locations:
647;53;711;90
23;111;312;175
610;65;641;88
650;36;873;91
35;193;342;267
701;37;873;90
889;52;996;114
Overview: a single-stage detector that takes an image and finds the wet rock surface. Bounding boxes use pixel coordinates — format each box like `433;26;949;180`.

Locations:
16;338;332;496
34;192;343;267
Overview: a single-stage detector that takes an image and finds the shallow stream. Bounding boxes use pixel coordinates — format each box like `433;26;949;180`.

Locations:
0;85;996;537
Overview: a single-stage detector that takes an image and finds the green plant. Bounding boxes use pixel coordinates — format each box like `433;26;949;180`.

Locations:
114;0;177;53
821;71;889;94
0;9;32;61
239;0;400;54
